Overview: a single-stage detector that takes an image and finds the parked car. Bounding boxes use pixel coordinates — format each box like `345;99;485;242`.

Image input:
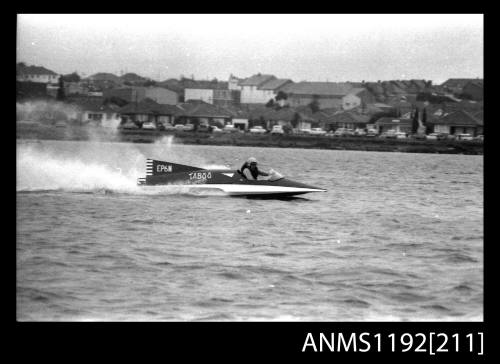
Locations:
249;126;267;134
395;132;408;139
174;124;185;131
310;127;327;136
354;128;367;136
55;121;67;128
333;128;354;137
333;128;347;137
366;129;378;137
122;121;139;129
142;122;156;130
158;122;175;131
211;126;223;133
411;133;426;140
223;124;240;133
379;130;397;139
197;124;210;132
474;135;484;142
271;125;284;134
298;128;311;135
456;133;473;141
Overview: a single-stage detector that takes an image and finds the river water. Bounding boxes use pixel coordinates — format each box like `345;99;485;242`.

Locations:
16;138;483;321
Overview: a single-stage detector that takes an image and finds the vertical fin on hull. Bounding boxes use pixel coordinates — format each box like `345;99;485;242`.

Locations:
139;159;203;185
146;159;203;176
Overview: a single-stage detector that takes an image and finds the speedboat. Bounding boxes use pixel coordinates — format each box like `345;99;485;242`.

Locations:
137;159;327;197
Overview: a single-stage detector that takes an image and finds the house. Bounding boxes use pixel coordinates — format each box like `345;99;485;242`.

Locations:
185;87;238;107
411;79;429;92
364;82;387;102
228;74;243;91
70;97;122;128
17;63;59;84
279;82;372;109
441;78;483;94
462;80;483;100
427;110;483;136
325;112;370;131
103;86;179;105
386;98;414;116
342;88;376;110
256;78;293;105
120;72;148;85
239;74;278;104
243;105;315;130
382;81;406;96
176;100;232;126
374;117;413;133
118;98;182;127
84;73;123;90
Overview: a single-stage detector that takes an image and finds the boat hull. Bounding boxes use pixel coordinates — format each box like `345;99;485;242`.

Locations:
137;159;326;197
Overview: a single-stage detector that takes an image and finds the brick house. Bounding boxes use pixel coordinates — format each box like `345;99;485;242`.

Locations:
374;117;413;133
17;63;59;84
325;111;370;131
118;98;182;127
427;110;483;136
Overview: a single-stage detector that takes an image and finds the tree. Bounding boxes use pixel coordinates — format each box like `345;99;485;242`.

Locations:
191;117;200;131
411;108;419;134
62;72;81;83
308;95;320;113
265;99;275;108
291;113;300;129
282;124;292;134
422;108;433;133
275;91;288;101
56;76;65;101
143;80;157;87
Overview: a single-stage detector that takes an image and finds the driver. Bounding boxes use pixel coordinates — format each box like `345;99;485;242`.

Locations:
240;157;269;180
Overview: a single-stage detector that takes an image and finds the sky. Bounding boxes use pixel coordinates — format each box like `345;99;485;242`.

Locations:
17;14;483;84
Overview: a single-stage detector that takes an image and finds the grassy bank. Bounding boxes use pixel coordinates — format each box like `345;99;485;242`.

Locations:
17;123;483;155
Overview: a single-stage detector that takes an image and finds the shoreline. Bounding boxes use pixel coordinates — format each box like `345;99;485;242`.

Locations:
17;124;483;155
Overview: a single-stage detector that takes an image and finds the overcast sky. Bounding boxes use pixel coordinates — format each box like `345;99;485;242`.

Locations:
17;14;483;84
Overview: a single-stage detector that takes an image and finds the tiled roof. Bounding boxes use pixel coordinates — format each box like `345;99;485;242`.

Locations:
118;98;182;115
258;79;292;91
70;97;115;113
464;80;484;88
473;110;483;121
441;78;483;88
345;87;367;96
429;110;482;126
87;73;122;82
17;64;58;76
178;100;232;118
326;111;370;124
239;74;276;86
280;82;359;97
120;73;147;82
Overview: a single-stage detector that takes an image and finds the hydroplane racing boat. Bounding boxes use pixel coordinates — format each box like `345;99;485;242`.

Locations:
137;159;327;197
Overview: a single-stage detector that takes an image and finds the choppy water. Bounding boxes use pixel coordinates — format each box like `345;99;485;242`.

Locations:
16;138;483;321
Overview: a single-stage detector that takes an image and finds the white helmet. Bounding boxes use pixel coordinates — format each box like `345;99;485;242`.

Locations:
247;157;258;164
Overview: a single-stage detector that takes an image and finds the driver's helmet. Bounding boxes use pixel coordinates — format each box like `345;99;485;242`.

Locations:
247;157;258;165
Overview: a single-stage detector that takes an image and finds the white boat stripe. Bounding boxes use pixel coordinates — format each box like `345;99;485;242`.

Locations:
141;184;326;195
